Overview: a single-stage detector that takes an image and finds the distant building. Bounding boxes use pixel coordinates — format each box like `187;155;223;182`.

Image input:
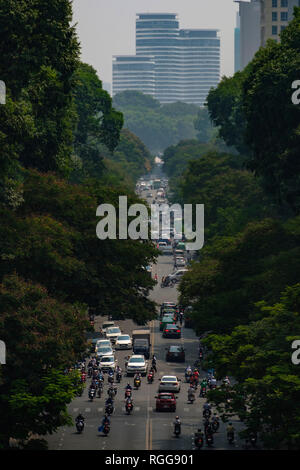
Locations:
112;56;155;97
235;0;261;70
112;13;220;106
261;0;300;46
234;12;241;72
178;29;220;106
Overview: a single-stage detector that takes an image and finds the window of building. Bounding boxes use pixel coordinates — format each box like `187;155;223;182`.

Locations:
272;25;278;35
281;25;287;31
272;11;278;21
281;0;288;7
281;11;288;21
272;0;278;7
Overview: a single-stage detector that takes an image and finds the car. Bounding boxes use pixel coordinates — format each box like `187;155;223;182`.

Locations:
160;302;177;315
147;192;153;197
95;339;112;352
101;321;115;335
115;334;132;350
160;315;175;331
159;243;173;255
158;375;181;393
126;355;148;376
175;257;186;267
165;345;185;362
105;326;122;343
99;355;117;371
163;324;181;338
169;269;188;282
96;346;114;358
155;392;177;412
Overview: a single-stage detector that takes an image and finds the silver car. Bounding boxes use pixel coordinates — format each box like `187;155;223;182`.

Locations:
158;375;181;393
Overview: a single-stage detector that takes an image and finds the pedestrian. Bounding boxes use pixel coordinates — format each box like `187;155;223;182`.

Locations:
154;273;158;282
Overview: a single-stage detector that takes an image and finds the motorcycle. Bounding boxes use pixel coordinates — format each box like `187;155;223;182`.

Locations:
108;374;114;384
116;371;122;383
97;383;103;398
105;403;114;416
103;422;110;435
194;435;204;449
211;420;220;432
199;387;206;398
89;388;96;401
147;373;154;384
126;401;133;415
107;387;117;399
76;419;84;433
125;389;132;399
174;422;181;437
206;433;214;447
134;377;141;389
203;408;211;419
250;434;257;447
188;391;195;404
227;432;234;444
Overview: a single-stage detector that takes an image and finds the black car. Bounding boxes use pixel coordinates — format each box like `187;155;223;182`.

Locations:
165;345;185;362
163;324;181;339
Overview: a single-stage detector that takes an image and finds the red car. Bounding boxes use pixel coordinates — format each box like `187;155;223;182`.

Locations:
155;392;177;412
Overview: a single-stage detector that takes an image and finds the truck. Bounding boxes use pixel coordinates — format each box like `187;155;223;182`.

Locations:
132;329;151;345
132;329;151;358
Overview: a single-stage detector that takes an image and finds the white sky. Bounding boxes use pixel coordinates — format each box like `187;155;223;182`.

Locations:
72;0;239;87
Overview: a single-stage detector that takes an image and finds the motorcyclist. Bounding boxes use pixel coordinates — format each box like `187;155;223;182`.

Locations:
203;401;211;417
194;428;204;446
209;376;217;389
75;413;85;424
125;383;132;397
173;416;181;434
227;422;235;441
151;355;157;372
188;386;196;402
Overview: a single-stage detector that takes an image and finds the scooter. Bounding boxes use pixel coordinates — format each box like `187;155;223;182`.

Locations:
147;373;154;384
206;433;214;447
89;388;95;401
174;423;181;437
103;423;110;435
194;435;204;449
227;432;234;444
126;401;134;415
76;419;84;434
134;377;141;389
105;403;114;416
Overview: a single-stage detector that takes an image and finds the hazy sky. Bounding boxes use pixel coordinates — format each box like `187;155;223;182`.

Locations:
73;0;239;87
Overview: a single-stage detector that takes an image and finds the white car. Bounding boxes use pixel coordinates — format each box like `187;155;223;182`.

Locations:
96;346;114;358
115;334;132;350
158;375;181;393
169;269;188;282
105;326;122;343
95;339;112;352
126;355;148;376
99;355;117;371
175;257;186;267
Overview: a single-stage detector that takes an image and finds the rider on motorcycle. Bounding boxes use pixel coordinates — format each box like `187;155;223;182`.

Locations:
188;386;196;402
194;428;204;445
227;423;235;440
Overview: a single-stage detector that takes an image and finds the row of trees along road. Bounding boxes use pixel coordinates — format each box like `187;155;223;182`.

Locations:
0;0;158;449
163;7;300;449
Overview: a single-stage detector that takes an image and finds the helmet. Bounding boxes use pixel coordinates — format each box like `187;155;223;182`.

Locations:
176;416;179;419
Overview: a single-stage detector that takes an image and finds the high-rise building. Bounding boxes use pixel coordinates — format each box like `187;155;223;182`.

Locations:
178;29;220;106
261;0;300;46
112;13;220;106
235;0;261;70
112;56;155;97
234;12;241;72
135;13;180;103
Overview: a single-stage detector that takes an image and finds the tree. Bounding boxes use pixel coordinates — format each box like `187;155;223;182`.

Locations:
242;11;300;212
0;274;88;448
203;284;300;449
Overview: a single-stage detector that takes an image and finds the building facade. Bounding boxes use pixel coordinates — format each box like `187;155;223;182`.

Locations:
112;55;155;97
261;0;300;46
112;13;220;106
235;0;261;70
234;13;241;72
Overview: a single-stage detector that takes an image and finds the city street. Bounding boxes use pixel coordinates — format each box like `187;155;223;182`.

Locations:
47;252;243;451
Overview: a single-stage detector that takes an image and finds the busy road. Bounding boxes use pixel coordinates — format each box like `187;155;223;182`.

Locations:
47;170;244;451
